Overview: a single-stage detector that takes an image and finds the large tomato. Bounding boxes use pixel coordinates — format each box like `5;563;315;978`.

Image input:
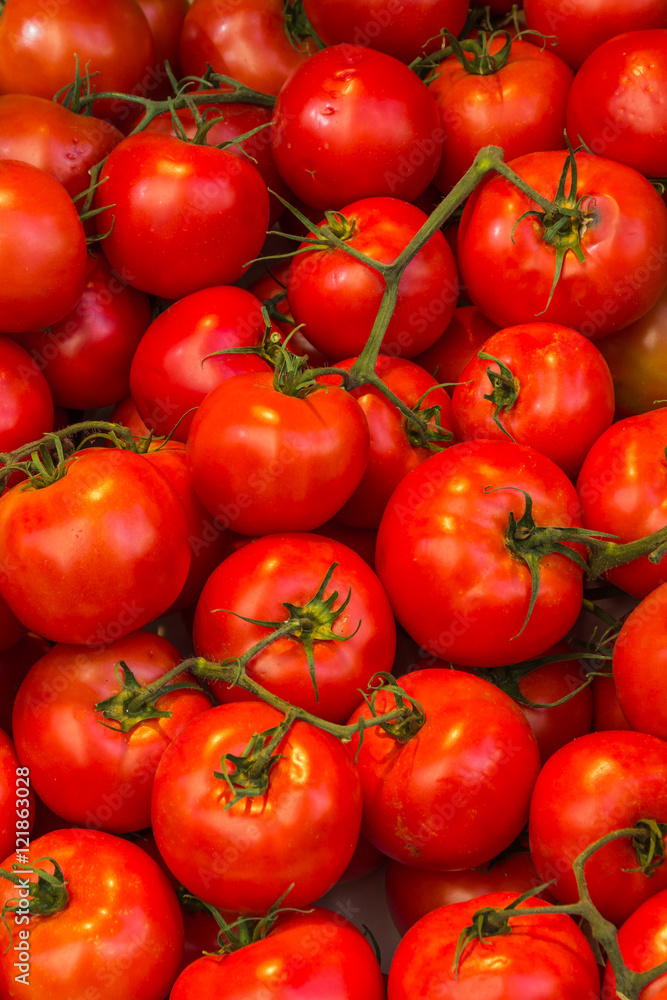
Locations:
151;702;363;914
375;439;586;668
11;630;211;833
0;337;54;454
192;532;396;723
347;668;541;870
0;448;191;645
0;160;87;334
270;44;443;209
186;370;370;536
0;828;184;1000
457;149;667;338
94;132;270;299
612;581;667;741
286;197;459;360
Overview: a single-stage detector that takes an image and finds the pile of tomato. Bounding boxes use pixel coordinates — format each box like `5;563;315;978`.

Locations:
1;0;667;996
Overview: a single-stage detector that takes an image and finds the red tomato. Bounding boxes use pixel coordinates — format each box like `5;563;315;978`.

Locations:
319;354;454;527
0;726;34;861
136;0;190;97
385;851;554;935
529;730;667;926
451;322;615;480
429;36;573;195
170;907;385;999
271;44;444;209
0;828;184;999
0;160;87;334
566;29;667;178
347;668;541;870
0;95;123;200
302;0;468;63
151;702;363;914
387;891;601;999
11;630;210;832
94;132;270;299
413;304;500;391
612;581;667;740
375;439;586;668
457;149;667;338
129;285;273;442
13;252;152;410
180;0;318;96
247;263;329;365
523;0;667;70
193;532;396;723
602;886;667;997
0;336;54;453
576;406;667;598
592;673;631;732
186;371;370;536
596;285;667;418
0;0;155;128
0;448;191;645
287;197;458;360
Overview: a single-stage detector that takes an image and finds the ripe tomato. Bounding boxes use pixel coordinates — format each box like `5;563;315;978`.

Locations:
13;251;152;410
0;448;191;645
347;668;541;870
136;0;190;98
271;44;443;209
602;887;667;998
0;160;87;334
302;0;469;63
186;371;370;536
529;730;667;926
451;321;615;480
170;906;385;999
375;439;585;668
0;336;54;453
129;285;273;442
0;727;34;861
180;0;318;96
576;406;667;598
612;581;667;740
387;891;600;999
94;132;270;299
11;630;210;833
413;304;500;390
151;702;363;914
193;532;396;723
0;0;155;128
0;828;184;1000
286;197;458;360
566;29;667;178
457;150;667;338
429;35;573;195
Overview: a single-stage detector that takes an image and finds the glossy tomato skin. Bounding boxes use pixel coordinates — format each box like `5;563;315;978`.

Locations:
0;95;123;199
0;160;87;334
347;668;541;870
151;702;363;914
94;132;270;299
129;285;273;442
13;251;152;410
287;197;458;360
576;407;667;598
375;439;585;668
612;581;667;740
523;0;667;70
186;371;370;537
387;891;601;1000
603;887;667;997
0;337;54;453
458;150;667;338
193;532;396;723
529;730;667;926
136;0;190;97
0;828;184;1000
180;0;317;96
11;630;211;833
271;44;443;209
429;37;573;195
302;0;468;63
566;29;667;178
0;448;191;645
0;0;155;128
319;355;454;527
170;907;385;999
451;322;615;480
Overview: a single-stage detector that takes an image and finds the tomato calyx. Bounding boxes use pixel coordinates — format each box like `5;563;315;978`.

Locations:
283;0;323;53
441;28;516;75
181;884;303;955
625;819;667;878
478;351;519;441
214;712;297;808
0;858;69;949
94;660;206;732
357;672;426;745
